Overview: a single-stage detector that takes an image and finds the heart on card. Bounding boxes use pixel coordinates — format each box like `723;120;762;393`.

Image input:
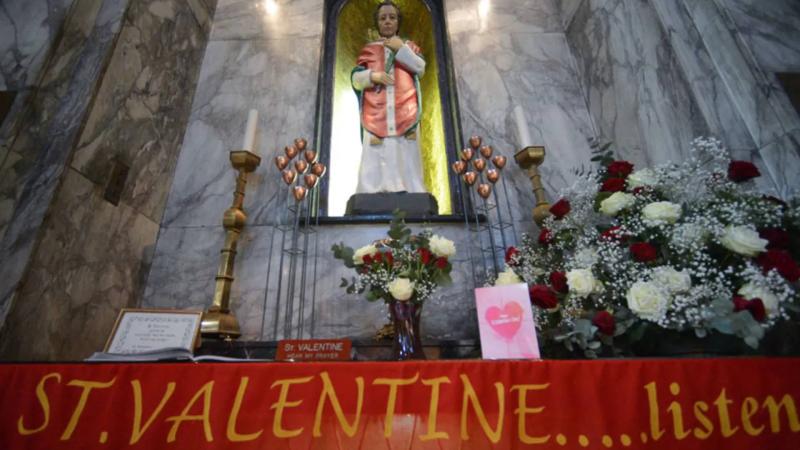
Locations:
485;301;524;340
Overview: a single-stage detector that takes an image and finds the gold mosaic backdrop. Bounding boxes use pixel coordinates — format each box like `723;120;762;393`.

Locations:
334;0;451;214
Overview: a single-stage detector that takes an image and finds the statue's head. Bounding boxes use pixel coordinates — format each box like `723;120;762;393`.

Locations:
374;1;401;38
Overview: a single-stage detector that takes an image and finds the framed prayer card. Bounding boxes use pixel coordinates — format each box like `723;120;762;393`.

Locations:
104;309;202;354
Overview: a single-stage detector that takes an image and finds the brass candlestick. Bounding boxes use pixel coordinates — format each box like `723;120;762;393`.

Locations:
201;150;261;340
514;146;551;226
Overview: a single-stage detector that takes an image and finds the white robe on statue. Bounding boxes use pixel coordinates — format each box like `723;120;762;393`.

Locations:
352;43;427;193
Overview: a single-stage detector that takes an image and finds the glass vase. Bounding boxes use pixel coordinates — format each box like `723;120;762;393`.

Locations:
389;300;426;360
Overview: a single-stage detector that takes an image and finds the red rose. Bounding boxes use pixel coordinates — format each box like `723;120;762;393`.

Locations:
592;311;615;336
601;177;626;192
733;296;766;322
418;247;432;265
732;296;749;312
363;254;373;265
385;251;394;266
747;299;767;322
757;249;800;282
549;199;571;219
607;161;634;177
549;271;568;294
373;252;383;264
727;160;760;182
759;228;790;249
435;256;448;269
630;242;658;262
538;228;553;245
601;226;625;242
529;285;558;309
505;246;520;265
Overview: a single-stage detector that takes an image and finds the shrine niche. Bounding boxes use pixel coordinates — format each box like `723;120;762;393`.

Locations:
317;0;462;217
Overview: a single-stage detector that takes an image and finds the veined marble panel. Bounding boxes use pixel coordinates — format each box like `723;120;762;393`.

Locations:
448;25;598;225
71;0;212;223
650;0;755;152
559;0;585;30
681;0;794;148
0;0;127;329
1;0;105;239
567;0;707;168
144;220;482;342
0;169;158;361
759;129;800;198
0;0;76;90
161;37;320;228
445;0;562;35
209;0;323;41
718;0;800;73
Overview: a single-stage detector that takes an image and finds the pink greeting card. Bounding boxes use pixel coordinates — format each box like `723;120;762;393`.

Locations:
475;283;540;359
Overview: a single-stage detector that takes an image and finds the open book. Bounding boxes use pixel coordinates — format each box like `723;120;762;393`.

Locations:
85;347;269;362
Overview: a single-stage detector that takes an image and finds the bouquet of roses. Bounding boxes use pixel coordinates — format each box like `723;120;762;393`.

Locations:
332;211;455;304
503;137;799;356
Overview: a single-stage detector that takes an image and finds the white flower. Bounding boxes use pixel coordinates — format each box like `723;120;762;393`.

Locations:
599;192;636;216
738;283;779;317
642;201;682;224
388;277;415;301
651;266;692;294
573;247;599;268
566;269;600;297
429;235;456;257
353;244;377;265
719;225;768;257
671;223;708;247
495;267;522;286
627;168;658;188
626;281;670;322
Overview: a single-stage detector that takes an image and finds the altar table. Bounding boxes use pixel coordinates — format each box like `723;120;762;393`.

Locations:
1;358;799;449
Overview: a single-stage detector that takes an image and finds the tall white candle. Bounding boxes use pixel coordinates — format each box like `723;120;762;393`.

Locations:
513;105;533;149
242;109;258;152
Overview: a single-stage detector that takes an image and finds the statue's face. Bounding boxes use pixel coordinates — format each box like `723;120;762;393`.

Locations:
377;5;399;38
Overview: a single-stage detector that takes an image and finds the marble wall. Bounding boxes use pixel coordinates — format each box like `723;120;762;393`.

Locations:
141;0;600;342
0;0;126;338
0;0;215;360
718;0;800;74
567;0;708;169
567;0;800;196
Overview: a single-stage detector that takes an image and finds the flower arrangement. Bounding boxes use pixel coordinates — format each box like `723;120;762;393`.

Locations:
504;138;799;357
332;211;455;304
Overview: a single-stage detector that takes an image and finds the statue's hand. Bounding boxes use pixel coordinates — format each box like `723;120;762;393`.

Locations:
370;71;394;86
384;36;404;52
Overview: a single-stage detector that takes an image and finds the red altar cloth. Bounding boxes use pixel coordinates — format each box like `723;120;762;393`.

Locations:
1;358;799;449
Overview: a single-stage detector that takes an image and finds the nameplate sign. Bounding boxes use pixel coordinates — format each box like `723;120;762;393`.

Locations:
104;309;202;354
276;339;352;361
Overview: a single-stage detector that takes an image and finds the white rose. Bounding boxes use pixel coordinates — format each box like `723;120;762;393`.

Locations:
642;201;682;224
429;235;456;257
651;266;692;294
599;192;636;216
388;277;415;301
738;283;780;317
720;225;768;257
566;269;599;297
626;281;670;322
353;244;377;265
495;268;522;286
627;168;658;188
573;247;599;268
